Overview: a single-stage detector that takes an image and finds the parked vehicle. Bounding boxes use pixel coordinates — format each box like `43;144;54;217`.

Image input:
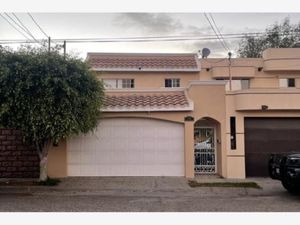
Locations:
269;153;300;194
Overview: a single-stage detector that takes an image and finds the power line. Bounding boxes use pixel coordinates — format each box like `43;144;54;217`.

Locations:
4;13;33;38
0;30;299;45
12;13;44;45
4;13;41;45
0;32;273;44
208;13;230;51
27;13;49;39
12;13;33;37
204;12;228;52
0;30;283;43
0;13;31;41
0;35;251;45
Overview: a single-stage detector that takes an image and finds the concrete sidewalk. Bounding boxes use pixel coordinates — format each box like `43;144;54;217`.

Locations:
0;176;285;197
0;177;299;212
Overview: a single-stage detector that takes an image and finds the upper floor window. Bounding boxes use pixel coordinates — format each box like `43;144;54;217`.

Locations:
103;79;134;89
165;78;180;88
216;78;250;91
279;78;295;88
122;79;135;88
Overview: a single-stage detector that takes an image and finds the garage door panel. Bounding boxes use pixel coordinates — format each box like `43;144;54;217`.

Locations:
247;129;300;141
245;153;269;177
142;139;156;151
68;137;81;152
80;165;98;176
143;165;183;176
80;151;96;164
156;140;170;151
68;151;81;164
68;118;184;176
245;118;300;177
68;165;80;176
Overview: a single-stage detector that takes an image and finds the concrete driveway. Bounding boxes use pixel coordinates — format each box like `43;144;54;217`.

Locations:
0;177;300;212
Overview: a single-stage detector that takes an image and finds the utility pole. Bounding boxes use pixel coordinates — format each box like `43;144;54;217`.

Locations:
228;52;232;91
63;40;66;59
48;37;51;53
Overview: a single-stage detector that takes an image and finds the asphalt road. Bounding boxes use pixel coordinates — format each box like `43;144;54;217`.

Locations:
0;177;299;212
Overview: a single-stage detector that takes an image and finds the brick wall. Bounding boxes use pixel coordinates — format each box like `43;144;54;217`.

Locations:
0;128;39;178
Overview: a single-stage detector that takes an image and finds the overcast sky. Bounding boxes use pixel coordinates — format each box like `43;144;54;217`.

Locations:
1;13;300;58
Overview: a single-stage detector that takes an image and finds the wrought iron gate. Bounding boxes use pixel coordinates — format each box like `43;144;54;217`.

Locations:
194;127;216;174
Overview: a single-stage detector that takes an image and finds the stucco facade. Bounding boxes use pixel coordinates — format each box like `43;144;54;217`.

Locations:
48;48;300;179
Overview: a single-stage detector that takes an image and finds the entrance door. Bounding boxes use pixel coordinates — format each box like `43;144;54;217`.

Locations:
194;127;216;174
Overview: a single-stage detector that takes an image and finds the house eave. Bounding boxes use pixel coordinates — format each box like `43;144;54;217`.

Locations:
91;67;201;72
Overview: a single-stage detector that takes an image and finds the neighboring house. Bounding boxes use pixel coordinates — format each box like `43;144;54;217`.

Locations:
1;48;300;179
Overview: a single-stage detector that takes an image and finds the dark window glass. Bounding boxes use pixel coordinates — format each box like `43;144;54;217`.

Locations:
165;79;180;88
130;79;134;88
288;78;295;87
121;79;134;88
165;79;172;87
230;116;236;150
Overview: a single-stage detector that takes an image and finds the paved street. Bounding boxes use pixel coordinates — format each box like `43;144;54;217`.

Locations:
0;177;299;212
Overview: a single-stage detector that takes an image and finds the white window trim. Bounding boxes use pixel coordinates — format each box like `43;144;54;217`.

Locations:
215;78;250;91
279;78;296;88
103;78;135;89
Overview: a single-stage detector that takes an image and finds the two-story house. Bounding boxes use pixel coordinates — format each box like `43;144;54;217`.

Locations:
7;48;300;179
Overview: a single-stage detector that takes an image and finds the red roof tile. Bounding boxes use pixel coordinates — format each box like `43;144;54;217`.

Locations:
103;90;193;112
87;53;200;72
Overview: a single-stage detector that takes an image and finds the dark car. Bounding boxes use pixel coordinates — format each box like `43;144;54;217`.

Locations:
269;153;300;194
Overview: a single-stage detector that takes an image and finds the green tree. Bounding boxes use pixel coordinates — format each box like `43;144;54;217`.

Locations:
0;46;104;181
238;18;300;58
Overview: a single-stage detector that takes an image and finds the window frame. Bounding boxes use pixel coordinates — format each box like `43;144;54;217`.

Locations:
279;78;296;88
165;78;181;88
230;116;236;150
121;79;135;89
215;78;250;91
103;78;135;89
287;78;296;88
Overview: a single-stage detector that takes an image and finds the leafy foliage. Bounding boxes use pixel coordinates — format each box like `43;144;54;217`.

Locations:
0;45;104;156
238;18;300;58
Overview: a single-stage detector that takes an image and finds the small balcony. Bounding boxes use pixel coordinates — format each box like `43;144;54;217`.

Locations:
228;88;300;111
263;48;300;71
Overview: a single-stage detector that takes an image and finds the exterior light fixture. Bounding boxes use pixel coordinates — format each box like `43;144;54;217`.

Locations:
261;105;268;110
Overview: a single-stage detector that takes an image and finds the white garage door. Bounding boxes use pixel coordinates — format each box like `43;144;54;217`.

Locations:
67;118;184;176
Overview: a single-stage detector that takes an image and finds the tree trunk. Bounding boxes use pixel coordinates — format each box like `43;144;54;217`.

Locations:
36;141;51;182
39;155;48;181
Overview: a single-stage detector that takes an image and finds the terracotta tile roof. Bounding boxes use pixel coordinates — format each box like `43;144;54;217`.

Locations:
103;90;193;112
87;53;200;72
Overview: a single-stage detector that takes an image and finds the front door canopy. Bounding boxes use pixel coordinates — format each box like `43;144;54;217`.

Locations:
102;89;193;112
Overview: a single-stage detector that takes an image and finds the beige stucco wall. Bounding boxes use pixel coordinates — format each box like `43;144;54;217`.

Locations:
230;89;300;111
226;91;300;178
96;72;200;89
263;48;300;71
187;82;227;177
250;77;279;88
184;120;194;178
48;140;67;178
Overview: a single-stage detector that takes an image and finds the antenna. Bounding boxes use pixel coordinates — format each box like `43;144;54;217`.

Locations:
201;48;211;58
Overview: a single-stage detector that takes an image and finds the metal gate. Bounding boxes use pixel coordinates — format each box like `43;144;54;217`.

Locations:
194;127;216;174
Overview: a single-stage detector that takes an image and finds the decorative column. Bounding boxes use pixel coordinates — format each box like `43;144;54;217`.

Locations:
184;116;194;178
